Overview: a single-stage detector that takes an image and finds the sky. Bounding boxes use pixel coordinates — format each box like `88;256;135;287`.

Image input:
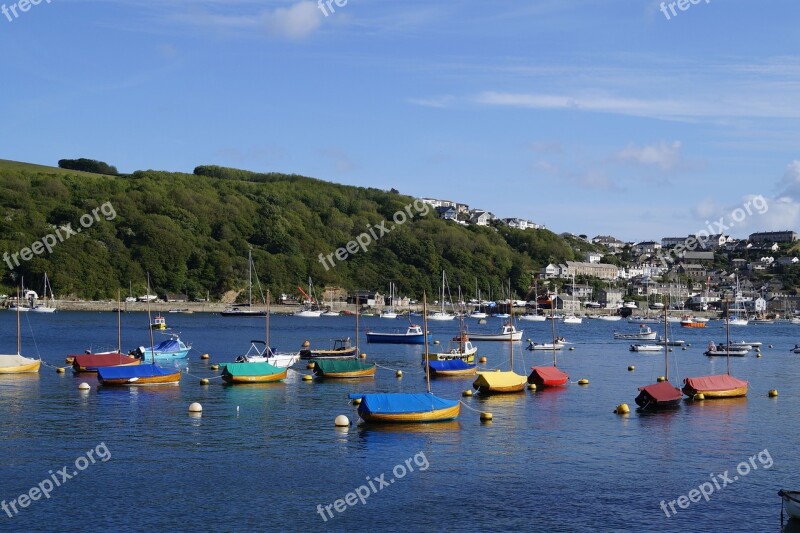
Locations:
2;0;800;242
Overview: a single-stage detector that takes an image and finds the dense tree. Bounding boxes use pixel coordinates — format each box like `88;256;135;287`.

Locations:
57;158;119;175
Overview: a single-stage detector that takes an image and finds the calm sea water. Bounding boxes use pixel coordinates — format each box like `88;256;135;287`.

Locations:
1;311;799;532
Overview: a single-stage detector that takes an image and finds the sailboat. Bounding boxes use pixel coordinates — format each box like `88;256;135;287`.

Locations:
519;279;546;322
635;296;682;409
428;271;456;321
682;301;749;399
426;311;477;377
232;290;300;368
97;276;182;387
471;277;488;319
381;282;398;319
528;300;569;388
321;288;341;316
295;277;323;317
314;296;376;378
349;292;460;423
728;275;749;326
562;275;583;324
72;291;141;373
0;288;41;374
473;296;528;394
221;250;268;317
31;273;56;313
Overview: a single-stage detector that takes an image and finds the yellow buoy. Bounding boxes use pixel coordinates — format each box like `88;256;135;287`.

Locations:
396;370;403;378
188;402;202;413
334;415;350;427
756;353;762;358
210;364;219;371
769;389;778;397
307;362;315;369
352;398;362;405
528;383;537;391
302;374;313;382
578;378;589;386
628;365;635;371
526;338;531;342
359;353;367;359
433;340;440;345
200;353;210;360
615;403;630;414
479;357;487;364
303;340;310;347
480;412;493;422
657;376;666;382
462;389;473;397
200;378;209;385
56;367;66;374
694;393;705;401
78;382;90;391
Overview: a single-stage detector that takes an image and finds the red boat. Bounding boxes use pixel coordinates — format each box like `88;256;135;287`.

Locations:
72;352;141;373
528;365;569;387
635;380;682;409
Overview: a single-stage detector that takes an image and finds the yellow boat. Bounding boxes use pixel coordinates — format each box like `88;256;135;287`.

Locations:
151;315;167;330
0;289;41;374
473;370;527;393
356;398;461;423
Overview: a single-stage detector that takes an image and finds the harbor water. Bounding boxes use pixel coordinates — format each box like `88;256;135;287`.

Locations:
1;311;798;532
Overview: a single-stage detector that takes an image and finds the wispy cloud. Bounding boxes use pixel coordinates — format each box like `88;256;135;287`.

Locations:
407;95;454;108
615;141;683;171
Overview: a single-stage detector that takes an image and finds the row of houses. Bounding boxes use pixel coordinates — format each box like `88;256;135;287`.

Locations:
420;197;543;230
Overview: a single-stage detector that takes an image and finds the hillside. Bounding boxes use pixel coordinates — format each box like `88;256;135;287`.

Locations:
0;160;595;301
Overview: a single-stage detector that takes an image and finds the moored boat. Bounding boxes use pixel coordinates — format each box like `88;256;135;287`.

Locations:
473;297;527;394
299;338;357;360
220;362;287;383
778;490;800;521
313;358;376;379
136;335;191;362
365;324;430;344
469;323;523;342
630;344;664;352
0;288;41;374
635;299;682;410
150;314;166;330
613;325;657;340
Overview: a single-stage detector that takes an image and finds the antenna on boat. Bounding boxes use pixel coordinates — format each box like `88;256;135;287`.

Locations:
423;291;431;394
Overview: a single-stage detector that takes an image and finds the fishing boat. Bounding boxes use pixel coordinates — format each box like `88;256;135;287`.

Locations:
682;302;748;399
469;323;523;342
656;336;685;346
528;303;569;388
221;250;268;317
779;490;800;521
220;362;287;384
635;298;682;410
613;325;657;340
299;338;357;360
0;289;41;374
31;273;56;313
72;293;141;373
98;277;181;387
425;311;477;376
150;314;167;330
349;292;460;423
135;334;191;362
526;340;566;351
365;324;430;344
680;316;706;328
473;297;528;394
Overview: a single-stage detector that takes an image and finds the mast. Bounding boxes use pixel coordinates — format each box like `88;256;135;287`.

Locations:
117;290;122;353
146;274;155;364
509;287;514;370
355;293;360;356
16;286;20;355
725;300;731;375
423;291;431;393
266;289;271;350
551;293;557;367
663;293;669;381
248;249;253;307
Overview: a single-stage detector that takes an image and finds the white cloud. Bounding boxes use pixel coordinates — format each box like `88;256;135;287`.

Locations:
262;2;321;40
407;95;454;108
777;160;800;198
615;141;683;171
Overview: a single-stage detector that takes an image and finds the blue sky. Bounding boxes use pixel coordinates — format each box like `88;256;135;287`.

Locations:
2;0;800;241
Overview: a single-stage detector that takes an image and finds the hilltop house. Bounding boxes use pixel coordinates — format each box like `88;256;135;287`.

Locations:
435;206;458;221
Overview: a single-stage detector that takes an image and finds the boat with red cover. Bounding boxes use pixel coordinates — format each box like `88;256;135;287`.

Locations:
636;380;682;409
72;352;140;373
681;374;748;398
528;365;569;387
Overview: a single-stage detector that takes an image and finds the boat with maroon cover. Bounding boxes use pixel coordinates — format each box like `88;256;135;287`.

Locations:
636;297;682;410
528;303;569;388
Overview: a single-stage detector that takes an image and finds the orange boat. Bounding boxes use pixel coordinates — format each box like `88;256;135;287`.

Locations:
680;316;706;328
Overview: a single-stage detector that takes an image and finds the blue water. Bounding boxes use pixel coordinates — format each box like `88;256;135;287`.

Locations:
1;312;799;532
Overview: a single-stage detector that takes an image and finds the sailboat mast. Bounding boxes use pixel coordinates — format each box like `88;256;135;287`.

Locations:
725;300;731;375
16;287;20;355
146;274;155;364
509;288;514;370
663;293;669;381
117;290;122;353
551;285;557;366
355;293;360;356
423;291;431;393
266;289;271;349
248;249;253;307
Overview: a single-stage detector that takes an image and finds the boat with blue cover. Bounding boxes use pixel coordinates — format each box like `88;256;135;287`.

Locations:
136;334;191;362
365;324;430;344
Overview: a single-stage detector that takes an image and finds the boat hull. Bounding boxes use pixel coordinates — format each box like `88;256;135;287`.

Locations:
527;366;569;388
779;490;800;520
300;349;357;360
221;369;288;383
365;332;429;344
0;357;41;374
72;353;141;373
359;404;461;423
469;332;524;342
99;372;181;386
472;371;527;393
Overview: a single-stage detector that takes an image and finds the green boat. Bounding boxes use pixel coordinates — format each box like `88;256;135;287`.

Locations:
220;362;287;384
313;359;376;379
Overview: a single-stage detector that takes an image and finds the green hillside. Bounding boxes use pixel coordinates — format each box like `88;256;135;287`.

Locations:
0;160;594;301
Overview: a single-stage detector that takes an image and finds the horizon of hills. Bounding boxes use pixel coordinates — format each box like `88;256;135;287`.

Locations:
0;159;601;303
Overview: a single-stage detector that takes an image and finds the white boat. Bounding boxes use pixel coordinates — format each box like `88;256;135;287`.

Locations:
562;315;583;324
381;282;399;319
31;273;57;313
322;310;341;317
527;337;567;351
519;313;546;322
703;342;749;357
656;336;685;346
469;323;523;342
792;318;800;325
630;344;664;352
726;342;754;351
728;318;749;326
295;277;323;317
597;315;622;322
295;309;323;318
623;301;639;309
235;341;300;368
0;291;41;374
428;311;456;321
381;312;398;319
470;311;488;319
613;325;657;340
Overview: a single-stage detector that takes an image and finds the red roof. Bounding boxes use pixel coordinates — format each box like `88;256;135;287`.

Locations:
638;381;682;402
683;375;748;392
